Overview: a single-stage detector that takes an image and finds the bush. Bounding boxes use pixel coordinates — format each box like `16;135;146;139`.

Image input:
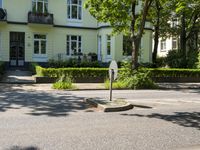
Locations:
0;62;5;75
35;66;109;79
187;50;199;69
29;62;39;74
105;61;157;89
196;52;200;69
52;75;75;90
48;59;103;68
148;68;200;78
156;57;167;68
166;50;185;68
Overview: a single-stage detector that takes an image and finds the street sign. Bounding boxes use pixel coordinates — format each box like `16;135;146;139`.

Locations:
109;60;118;101
109;60;118;81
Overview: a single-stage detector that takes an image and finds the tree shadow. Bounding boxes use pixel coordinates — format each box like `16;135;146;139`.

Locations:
0;84;89;117
121;112;200;130
6;146;40;150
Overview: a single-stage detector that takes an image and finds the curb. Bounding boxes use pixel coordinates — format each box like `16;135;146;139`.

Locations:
84;98;134;112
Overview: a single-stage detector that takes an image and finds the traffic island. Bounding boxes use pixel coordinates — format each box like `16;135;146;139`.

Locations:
84;98;134;112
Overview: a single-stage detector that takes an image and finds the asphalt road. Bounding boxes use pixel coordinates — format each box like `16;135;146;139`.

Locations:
0;84;200;150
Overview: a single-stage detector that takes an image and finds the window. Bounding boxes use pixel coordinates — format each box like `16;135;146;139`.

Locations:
172;18;178;28
172;37;178;49
66;35;82;56
123;36;132;56
106;35;111;56
32;0;48;13
67;0;82;20
160;39;166;52
0;0;2;8
34;34;47;55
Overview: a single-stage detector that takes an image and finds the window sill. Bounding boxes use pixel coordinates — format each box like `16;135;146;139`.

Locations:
33;54;48;62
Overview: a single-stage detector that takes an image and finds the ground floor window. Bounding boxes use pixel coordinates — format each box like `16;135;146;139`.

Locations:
66;35;82;56
123;35;132;56
160;39;166;52
106;35;111;56
172;37;178;50
34;34;47;55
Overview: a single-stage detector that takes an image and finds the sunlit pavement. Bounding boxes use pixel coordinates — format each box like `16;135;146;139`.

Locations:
0;84;200;150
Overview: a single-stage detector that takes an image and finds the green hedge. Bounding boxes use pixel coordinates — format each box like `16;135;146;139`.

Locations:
35;65;109;79
32;62;200;79
0;62;5;75
147;68;200;78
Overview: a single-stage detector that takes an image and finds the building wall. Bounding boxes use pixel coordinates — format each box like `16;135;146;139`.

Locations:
0;0;153;66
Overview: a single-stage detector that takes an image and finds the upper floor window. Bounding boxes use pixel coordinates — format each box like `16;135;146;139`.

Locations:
34;34;47;55
32;0;48;13
66;35;82;56
0;0;2;8
67;0;82;20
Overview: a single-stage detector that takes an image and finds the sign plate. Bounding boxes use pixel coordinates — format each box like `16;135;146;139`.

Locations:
109;60;118;80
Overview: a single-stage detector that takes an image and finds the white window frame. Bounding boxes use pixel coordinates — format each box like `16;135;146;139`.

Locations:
33;34;47;56
32;0;48;13
0;0;3;8
160;39;166;52
67;0;82;21
172;37;178;49
66;35;82;56
106;35;111;56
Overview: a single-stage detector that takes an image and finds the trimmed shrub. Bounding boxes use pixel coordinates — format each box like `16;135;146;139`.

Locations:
147;68;200;78
35;66;109;79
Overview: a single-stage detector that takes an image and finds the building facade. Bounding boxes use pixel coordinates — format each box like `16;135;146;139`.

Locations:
0;0;153;67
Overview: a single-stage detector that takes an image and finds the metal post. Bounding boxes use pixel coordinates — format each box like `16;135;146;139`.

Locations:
110;69;114;101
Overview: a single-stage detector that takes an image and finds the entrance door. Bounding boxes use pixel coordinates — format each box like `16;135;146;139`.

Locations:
10;32;25;67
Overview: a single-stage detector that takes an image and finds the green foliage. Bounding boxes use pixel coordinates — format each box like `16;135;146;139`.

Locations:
148;68;200;78
48;59;102;68
35;66;109;79
104;79;127;89
29;62;39;74
187;50;199;68
105;61;157;89
196;52;200;69
166;50;185;68
0;62;5;75
52;75;75;90
155;57;167;68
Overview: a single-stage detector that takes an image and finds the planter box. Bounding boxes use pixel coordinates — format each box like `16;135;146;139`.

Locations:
153;77;200;83
35;76;105;83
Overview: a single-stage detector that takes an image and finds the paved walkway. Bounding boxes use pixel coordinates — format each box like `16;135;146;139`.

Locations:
1;70;200;89
1;70;35;84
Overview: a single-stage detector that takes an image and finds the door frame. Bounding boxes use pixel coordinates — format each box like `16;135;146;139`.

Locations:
9;32;25;67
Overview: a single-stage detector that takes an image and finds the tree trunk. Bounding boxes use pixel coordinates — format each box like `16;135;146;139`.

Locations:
180;12;187;65
131;38;140;69
152;0;161;65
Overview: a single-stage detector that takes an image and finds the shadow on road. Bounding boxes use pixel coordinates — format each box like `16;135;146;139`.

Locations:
121;112;200;130
7;146;40;150
0;84;89;117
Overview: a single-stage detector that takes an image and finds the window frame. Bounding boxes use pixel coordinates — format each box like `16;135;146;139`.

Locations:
106;35;111;56
160;39;167;52
172;37;178;50
32;0;48;13
66;35;82;56
67;0;82;21
0;0;3;8
33;34;47;56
